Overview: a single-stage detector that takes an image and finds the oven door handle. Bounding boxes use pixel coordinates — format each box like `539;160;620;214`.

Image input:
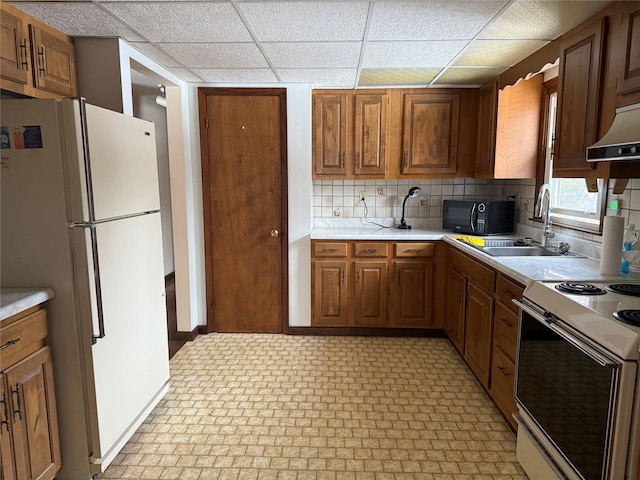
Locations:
513;299;619;369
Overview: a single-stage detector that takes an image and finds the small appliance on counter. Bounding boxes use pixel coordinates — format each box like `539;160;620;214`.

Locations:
442;199;515;235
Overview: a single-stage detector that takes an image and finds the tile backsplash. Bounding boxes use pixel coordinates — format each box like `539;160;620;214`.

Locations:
313;178;640;259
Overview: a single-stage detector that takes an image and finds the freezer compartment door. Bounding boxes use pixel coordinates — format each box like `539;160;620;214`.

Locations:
72;213;169;472
78;102;161;221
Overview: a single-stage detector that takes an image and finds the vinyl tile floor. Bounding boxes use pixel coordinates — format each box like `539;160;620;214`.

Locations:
99;334;528;480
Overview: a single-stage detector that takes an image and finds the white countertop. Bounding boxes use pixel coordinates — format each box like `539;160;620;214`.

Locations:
0;288;54;321
311;227;639;286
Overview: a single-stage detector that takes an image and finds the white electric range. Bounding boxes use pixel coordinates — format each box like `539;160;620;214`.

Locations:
514;280;640;480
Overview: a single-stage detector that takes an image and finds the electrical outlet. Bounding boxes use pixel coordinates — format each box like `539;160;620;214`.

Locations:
359;191;367;202
376;186;385;196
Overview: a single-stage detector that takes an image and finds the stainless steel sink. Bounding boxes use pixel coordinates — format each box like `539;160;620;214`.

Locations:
455;238;585;258
481;246;583;257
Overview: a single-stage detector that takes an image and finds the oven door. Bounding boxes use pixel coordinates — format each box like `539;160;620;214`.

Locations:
514;299;622;480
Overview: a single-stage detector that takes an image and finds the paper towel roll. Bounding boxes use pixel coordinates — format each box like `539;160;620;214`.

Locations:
600;216;625;275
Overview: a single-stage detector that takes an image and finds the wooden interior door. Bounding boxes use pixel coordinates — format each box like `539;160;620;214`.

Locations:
199;88;287;333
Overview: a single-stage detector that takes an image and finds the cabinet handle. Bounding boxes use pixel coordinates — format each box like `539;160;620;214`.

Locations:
500;317;514;328
406;248;424;254
340;268;344;285
356;152;360;168
0;338;20;350
502;289;516;299
458;288;464;304
341;152;345;168
322;248;337;253
497;365;511;377
20;38;29;70
356;270;360;284
403;151;408;168
0;392;9;431
361;248;377;254
37;45;46;75
11;386;22;421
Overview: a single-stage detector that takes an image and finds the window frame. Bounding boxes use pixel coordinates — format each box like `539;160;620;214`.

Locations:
535;78;608;235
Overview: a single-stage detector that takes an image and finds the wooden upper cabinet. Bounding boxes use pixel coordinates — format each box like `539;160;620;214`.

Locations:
312;93;349;177
402;92;460;175
0;2;77;98
30;25;77;97
312;91;387;179
554;17;606;173
354;94;388;176
0;7;29;87
617;2;640;95
475;80;498;178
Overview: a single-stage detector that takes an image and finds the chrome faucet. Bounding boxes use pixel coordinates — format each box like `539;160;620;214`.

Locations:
534;184;554;248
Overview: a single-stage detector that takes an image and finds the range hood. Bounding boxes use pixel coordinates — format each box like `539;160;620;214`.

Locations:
587;103;640;161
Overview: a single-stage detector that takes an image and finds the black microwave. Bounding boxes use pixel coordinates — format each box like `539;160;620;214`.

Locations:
442;200;515;235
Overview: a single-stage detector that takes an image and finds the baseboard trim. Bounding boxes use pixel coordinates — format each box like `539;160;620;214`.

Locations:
174;326;200;342
287;327;447;337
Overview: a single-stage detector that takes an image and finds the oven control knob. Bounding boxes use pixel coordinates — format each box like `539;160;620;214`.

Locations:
477;203;486;213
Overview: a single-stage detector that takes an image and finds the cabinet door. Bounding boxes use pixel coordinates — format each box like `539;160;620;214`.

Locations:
312;261;348;326
4;347;60;480
475;80;498;178
554;17;606;172
445;267;466;353
0;374;16;480
353;261;388;326
402;93;459;175
389;260;433;327
354;93;387;176
29;25;77;97
618;3;640;95
464;284;494;388
312;94;349;177
0;7;29;87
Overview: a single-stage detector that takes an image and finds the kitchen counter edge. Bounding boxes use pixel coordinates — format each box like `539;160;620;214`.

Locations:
0;288;55;321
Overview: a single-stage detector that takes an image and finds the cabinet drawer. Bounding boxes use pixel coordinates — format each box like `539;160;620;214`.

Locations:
490;346;517;430
0;308;48;367
354;242;388;257
493;302;519;361
496;274;524;314
394;242;434;258
313;242;348;257
449;247;495;291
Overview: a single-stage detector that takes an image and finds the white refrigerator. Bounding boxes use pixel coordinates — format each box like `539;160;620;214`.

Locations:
0;98;170;478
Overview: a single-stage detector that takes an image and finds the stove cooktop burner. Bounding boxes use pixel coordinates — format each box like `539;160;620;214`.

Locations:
555;282;607;295
607;284;640;297
613;310;640;326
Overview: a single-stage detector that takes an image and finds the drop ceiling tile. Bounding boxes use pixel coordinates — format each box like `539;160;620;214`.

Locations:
131;42;182;68
358;68;441;87
479;0;609;40
368;1;507;41
262;42;361;69
102;2;252;42
159;43;268;69
363;41;467;68
277;69;356;87
170;68;204;82
433;66;507;86
9;2;144;41
237;2;369;42
191;68;278;83
454;39;549;67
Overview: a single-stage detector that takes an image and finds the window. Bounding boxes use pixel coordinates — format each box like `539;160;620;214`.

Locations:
540;84;607;233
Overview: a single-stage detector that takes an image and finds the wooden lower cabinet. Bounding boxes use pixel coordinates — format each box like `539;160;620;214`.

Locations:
311;240;437;328
0;307;61;480
445;245;523;429
464;283;494;389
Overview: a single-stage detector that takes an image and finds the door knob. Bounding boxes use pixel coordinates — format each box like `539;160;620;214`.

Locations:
270;229;280;238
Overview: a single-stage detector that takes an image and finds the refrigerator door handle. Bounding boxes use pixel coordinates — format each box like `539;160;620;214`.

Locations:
79;97;97;223
72;223;106;343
